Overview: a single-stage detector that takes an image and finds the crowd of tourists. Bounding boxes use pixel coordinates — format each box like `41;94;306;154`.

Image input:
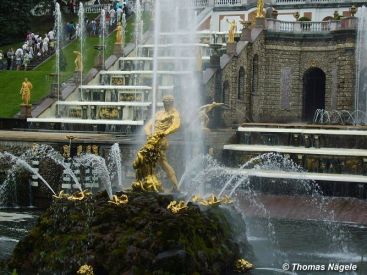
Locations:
0;30;56;71
0;0;134;71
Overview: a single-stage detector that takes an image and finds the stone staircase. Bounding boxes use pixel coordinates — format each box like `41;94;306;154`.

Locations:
223;123;367;199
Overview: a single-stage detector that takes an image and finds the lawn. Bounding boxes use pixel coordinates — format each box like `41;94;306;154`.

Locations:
0;12;151;118
0;71;52;117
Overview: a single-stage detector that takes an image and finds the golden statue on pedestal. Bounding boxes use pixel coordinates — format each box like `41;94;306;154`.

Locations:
73;51;83;72
226;19;237;43
20;78;32;105
132;95;181;192
256;0;264;18
114;22;123;45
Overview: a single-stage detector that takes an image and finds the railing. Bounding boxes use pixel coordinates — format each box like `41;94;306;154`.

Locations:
273;0;367;5
192;0;209;9
266;17;357;33
81;4;110;14
214;0;245;7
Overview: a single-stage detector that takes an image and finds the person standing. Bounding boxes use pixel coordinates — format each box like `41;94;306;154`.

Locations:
6;48;14;70
0;50;4;71
15;48;23;71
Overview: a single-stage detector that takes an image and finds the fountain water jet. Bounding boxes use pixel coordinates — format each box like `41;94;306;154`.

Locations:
108;143;123;188
0;152;56;196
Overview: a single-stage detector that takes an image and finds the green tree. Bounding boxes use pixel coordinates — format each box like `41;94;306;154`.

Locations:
0;0;34;45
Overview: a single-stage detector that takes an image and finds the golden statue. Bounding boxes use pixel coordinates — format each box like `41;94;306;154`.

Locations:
192;194;233;206
109;194;129;205
114;22;123;45
138;95;181;192
199;102;225;129
77;264;94;275
235;259;255;272
256;0;264;18
73;51;83;72
20;78;33;105
92;145;99;155
77;145;83;156
226;19;237;43
63;145;70;159
167;200;187;214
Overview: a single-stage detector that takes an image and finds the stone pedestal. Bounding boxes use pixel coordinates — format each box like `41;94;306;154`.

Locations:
241;28;252;41
226;42;236;55
50;83;60;98
95;52;104;70
74;71;82;84
20;104;32;119
255;17;266;28
113;43;124;57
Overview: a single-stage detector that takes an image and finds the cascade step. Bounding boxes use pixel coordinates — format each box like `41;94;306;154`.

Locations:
224;144;367;157
236;126;367;149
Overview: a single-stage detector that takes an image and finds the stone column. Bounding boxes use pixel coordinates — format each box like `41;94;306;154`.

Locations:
114;43;124;57
226;42;237;56
240;21;252;41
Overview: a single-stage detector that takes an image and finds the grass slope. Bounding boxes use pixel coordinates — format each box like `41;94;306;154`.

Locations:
0;13;149;118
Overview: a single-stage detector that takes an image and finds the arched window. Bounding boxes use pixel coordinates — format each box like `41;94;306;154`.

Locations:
222;80;230;106
252;55;258;95
238;67;245;100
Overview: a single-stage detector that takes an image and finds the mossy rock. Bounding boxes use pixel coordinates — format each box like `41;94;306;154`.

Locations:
8;191;251;274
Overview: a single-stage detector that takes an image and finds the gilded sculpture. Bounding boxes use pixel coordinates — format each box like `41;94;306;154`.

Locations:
132;132;164;192
20;78;33;105
63;145;71;159
138;96;181;191
73;51;83;72
114;22;123;45
256;0;264;18
226;19;237;43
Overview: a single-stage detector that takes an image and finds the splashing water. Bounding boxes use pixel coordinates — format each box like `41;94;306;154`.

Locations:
75;154;113;200
108;143;123;188
0;152;56;195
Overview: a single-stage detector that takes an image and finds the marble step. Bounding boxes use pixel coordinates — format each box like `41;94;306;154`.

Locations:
223;144;367;157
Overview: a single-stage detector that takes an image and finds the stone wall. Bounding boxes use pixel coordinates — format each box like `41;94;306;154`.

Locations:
210;29;356;125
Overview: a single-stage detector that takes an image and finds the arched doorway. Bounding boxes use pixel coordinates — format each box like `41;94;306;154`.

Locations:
303;67;326;121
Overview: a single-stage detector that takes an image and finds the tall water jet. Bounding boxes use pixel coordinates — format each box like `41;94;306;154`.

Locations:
100;9;106;69
151;0;161;125
54;3;62;105
135;0;143;57
355;6;367;124
78;2;85;87
108;143;123;188
151;0;203;164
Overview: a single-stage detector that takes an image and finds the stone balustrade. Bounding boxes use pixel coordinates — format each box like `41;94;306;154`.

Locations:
214;0;246;7
192;0;209;8
266;17;357;33
80;4;111;14
273;0;367;5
